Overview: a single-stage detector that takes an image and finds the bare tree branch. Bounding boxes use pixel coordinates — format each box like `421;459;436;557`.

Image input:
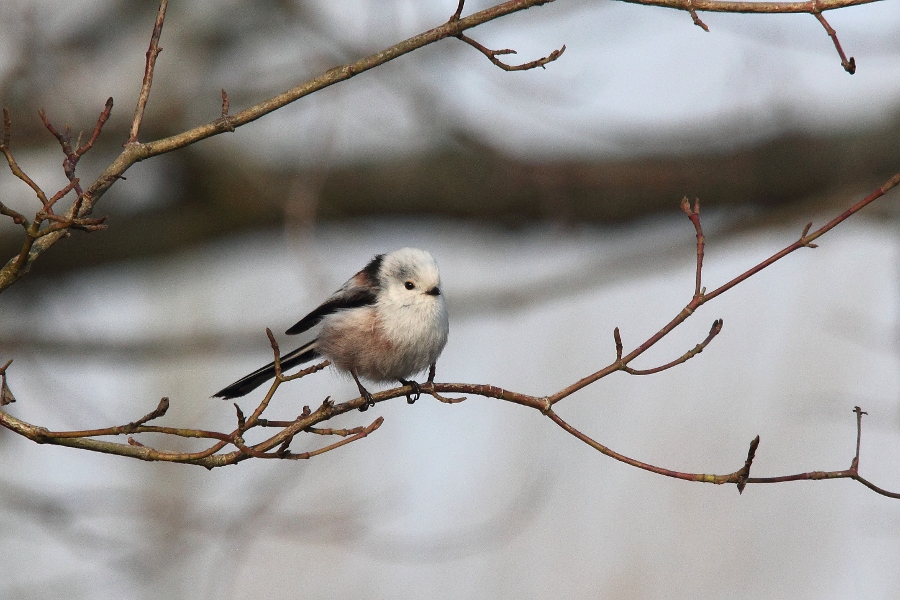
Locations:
129;0;168;143
2;175;899;501
617;0;879;13
0;0;880;293
813;6;855;74
457;33;566;71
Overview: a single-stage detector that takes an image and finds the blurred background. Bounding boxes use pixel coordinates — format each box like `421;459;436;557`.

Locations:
1;0;899;598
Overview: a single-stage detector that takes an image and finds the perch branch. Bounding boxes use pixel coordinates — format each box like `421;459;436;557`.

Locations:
3;173;899;483
0;0;895;497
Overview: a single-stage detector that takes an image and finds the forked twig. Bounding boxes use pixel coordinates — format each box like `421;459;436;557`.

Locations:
0;0;896;499
0;0;878;295
622;319;722;375
457;33;566;71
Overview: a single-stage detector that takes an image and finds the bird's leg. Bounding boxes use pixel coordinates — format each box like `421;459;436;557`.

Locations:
427;363;436;383
351;371;375;411
398;378;421;404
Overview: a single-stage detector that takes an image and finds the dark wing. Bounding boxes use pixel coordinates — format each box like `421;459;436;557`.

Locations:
285;254;383;335
213;341;319;399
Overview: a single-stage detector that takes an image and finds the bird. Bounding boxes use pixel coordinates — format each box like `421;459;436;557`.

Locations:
213;247;449;411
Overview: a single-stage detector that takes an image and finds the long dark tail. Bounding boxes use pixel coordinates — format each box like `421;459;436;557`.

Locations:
213;341;319;399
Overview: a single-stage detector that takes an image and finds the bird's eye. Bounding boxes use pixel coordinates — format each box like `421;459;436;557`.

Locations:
404;281;415;290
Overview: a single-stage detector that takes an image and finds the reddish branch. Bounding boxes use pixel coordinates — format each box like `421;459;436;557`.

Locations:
624;0;868;71
452;1;565;71
686;0;711;31
40;97;114;207
0;0;895;495
457;34;566;71
0;103;111;282
129;0;168;143
813;8;855;74
2;175;899;501
617;0;878;12
0;0;879;292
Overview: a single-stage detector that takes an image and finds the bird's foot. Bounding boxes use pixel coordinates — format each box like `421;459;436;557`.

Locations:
399;379;421;404
352;372;376;412
358;388;376;412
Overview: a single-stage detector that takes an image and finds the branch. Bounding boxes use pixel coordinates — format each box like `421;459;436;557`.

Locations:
0;0;895;501
620;0;872;71
0;99;113;289
545;172;900;405
741;407;900;499
616;0;879;13
0;0;879;293
0;359;15;405
0;108;51;208
621;318;723;375
128;0;168;143
3;172;900;476
813;6;855;73
457;33;566;71
40;97;114;204
0;0;560;293
2;165;898;499
549;404;899;498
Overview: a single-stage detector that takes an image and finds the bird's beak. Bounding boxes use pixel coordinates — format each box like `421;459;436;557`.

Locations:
426;286;441;296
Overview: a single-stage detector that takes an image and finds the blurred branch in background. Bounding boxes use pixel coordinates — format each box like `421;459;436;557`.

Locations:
3;121;897;274
0;0;894;280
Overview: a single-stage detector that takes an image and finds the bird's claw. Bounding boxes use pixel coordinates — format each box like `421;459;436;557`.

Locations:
400;379;421;404
358;389;376;412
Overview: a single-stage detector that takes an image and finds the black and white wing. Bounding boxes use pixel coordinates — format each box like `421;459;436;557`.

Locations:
213;253;385;399
285;254;383;335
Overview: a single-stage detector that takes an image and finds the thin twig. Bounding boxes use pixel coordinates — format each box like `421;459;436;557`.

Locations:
736;435;759;493
617;0;878;13
0;109;51;208
547;173;900;405
0;0;877;295
704;172;900;302
686;0;711;30
622;319;722;375
451;0;466;21
285;416;384;459
850;405;866;470
44;178;81;213
813;6;855;73
457;33;566;71
76;97;114;157
545;407;744;484
128;0;168;143
40;99;114;216
680;196;704;298
0;202;29;228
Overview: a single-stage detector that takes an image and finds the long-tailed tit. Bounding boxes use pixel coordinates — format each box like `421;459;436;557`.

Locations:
214;247;449;410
